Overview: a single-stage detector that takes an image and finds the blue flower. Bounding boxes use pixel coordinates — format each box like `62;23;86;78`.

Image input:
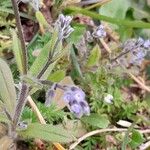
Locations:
63;85;90;118
92;25;106;38
55;14;74;39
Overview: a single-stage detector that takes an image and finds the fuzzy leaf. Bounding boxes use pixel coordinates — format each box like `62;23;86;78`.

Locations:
29;28;59;76
12;30;24;74
35;11;49;28
81;114;110;128
68;24;86;44
129;130;144;149
19;123;75;143
48;70;66;82
87;44;101;67
0;58;16;115
70;47;83;78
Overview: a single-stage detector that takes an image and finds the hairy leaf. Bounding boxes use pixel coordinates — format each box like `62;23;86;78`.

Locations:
35;11;49;28
87;44;101;67
29;28;59;76
12;30;24;74
0;58;16;115
68;24;86;44
19;123;75;143
81;114;110;128
70;47;83;78
48;70;66;82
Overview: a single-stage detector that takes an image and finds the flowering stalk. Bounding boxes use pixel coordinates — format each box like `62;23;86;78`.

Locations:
37;14;74;79
37;38;60;79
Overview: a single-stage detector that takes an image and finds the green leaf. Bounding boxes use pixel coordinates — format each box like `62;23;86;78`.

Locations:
70;47;83;79
35;11;49;28
29;28;59;76
87;44;101;67
68;24;86;44
12;30;25;74
99;0;130;29
19;123;75;143
81;114;110;128
129;130;144;149
0;58;16;115
48;70;66;82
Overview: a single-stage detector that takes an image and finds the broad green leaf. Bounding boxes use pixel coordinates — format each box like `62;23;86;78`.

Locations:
0;136;14;150
87;44;101;67
99;0;130;29
68;24;86;44
129;130;144;149
56;120;87;138
29;28;59;76
81;114;110;128
12;30;24;74
35;11;49;28
0;58;16;115
19;123;75;143
0;113;10;124
48;70;66;82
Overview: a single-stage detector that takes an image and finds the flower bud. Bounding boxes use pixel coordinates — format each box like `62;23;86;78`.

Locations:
92;25;106;38
104;94;113;104
55;14;74;39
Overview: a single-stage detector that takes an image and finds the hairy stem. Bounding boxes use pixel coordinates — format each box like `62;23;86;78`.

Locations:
13;83;29;129
37;38;60;79
11;0;28;74
65;6;150;28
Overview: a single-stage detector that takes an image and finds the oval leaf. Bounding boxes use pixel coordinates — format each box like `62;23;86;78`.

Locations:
35;11;49;28
87;44;101;67
48;70;66;82
0;58;16;115
19;123;75;143
81;113;110;128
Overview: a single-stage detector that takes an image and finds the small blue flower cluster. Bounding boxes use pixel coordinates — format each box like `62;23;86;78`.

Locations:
55;14;74;39
122;37;150;66
63;86;90;118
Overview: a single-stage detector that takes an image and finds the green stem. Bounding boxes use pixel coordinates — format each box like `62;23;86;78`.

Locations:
65;6;150;28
